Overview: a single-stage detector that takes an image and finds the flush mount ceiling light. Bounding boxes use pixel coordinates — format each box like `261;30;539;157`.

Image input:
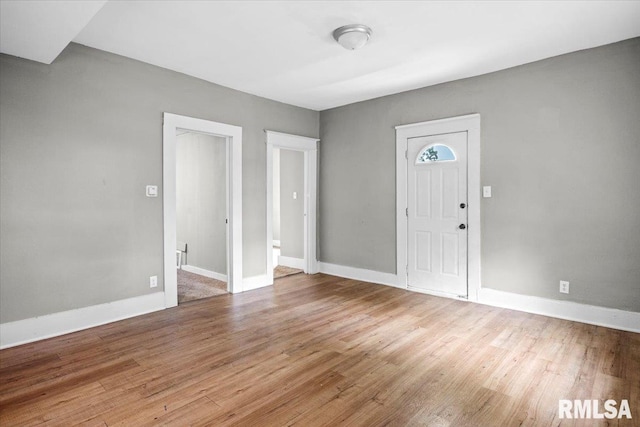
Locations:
332;24;372;50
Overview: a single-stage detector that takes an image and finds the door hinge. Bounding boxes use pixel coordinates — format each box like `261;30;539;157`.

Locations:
405;207;408;217
406;265;409;275
405;150;408;159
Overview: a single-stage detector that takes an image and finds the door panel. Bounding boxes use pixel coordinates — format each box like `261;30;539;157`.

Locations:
416;231;432;272
441;232;459;276
416;170;432;218
441;169;459;220
407;132;467;296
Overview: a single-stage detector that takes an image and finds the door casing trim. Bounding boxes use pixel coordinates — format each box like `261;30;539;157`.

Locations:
395;114;481;301
163;113;243;307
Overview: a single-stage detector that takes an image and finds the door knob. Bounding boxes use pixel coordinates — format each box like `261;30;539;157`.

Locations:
459;224;466;230
460;203;466;209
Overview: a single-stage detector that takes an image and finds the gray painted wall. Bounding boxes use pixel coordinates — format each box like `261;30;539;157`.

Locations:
176;132;227;275
0;43;318;323
280;149;304;259
319;38;640;312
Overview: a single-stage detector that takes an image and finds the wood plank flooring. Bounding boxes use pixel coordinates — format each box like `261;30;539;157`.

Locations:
1;273;638;426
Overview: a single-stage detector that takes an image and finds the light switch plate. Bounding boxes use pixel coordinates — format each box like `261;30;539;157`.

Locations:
146;185;158;197
483;186;492;198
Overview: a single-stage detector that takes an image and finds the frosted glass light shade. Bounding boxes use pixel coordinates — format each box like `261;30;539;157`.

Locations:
332;24;372;50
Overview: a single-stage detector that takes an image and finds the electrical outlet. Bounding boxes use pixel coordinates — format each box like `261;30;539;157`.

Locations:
559;280;569;294
150;275;158;288
146;185;158;197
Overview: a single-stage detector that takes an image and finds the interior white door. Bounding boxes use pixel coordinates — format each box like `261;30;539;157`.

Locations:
407;131;468;297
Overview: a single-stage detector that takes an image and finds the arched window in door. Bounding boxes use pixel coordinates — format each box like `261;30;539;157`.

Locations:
416;144;456;164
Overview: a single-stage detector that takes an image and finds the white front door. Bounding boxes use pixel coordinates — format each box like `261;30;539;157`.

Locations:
407;131;468;297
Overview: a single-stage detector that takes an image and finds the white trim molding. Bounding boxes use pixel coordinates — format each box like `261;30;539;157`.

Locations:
479;288;640;333
0;293;165;349
242;274;270;292
265;130;319;287
277;255;305;270
317;261;639;333
395;113;481;301
163;112;243;306
318;262;401;289
181;265;227;283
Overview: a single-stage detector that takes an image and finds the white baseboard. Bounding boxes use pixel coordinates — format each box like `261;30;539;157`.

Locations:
479;288;640;333
181;264;227;282
0;292;166;349
242;274;271;292
317;262;638;333
273;240;281;248
5;274;634;350
278;255;305;270
318;262;402;289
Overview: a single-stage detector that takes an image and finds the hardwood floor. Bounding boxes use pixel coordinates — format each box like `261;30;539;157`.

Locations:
1;274;638;426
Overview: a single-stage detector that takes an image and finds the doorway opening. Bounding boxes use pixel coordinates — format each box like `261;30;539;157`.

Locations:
266;131;319;285
175;130;228;303
163;113;243;309
272;147;304;279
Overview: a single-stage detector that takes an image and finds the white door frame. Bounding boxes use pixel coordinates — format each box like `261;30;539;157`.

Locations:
163;113;243;308
265;130;319;285
395;114;481;301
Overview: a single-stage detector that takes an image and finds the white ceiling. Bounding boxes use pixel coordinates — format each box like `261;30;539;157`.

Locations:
2;1;639;111
0;0;106;64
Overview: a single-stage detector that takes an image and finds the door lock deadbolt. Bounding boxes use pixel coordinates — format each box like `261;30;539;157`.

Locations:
459;224;466;230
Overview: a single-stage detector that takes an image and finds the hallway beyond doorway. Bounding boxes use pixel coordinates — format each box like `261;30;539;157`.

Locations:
177;269;227;303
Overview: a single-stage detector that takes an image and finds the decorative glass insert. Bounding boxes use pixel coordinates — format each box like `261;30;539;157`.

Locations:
416;144;456;164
